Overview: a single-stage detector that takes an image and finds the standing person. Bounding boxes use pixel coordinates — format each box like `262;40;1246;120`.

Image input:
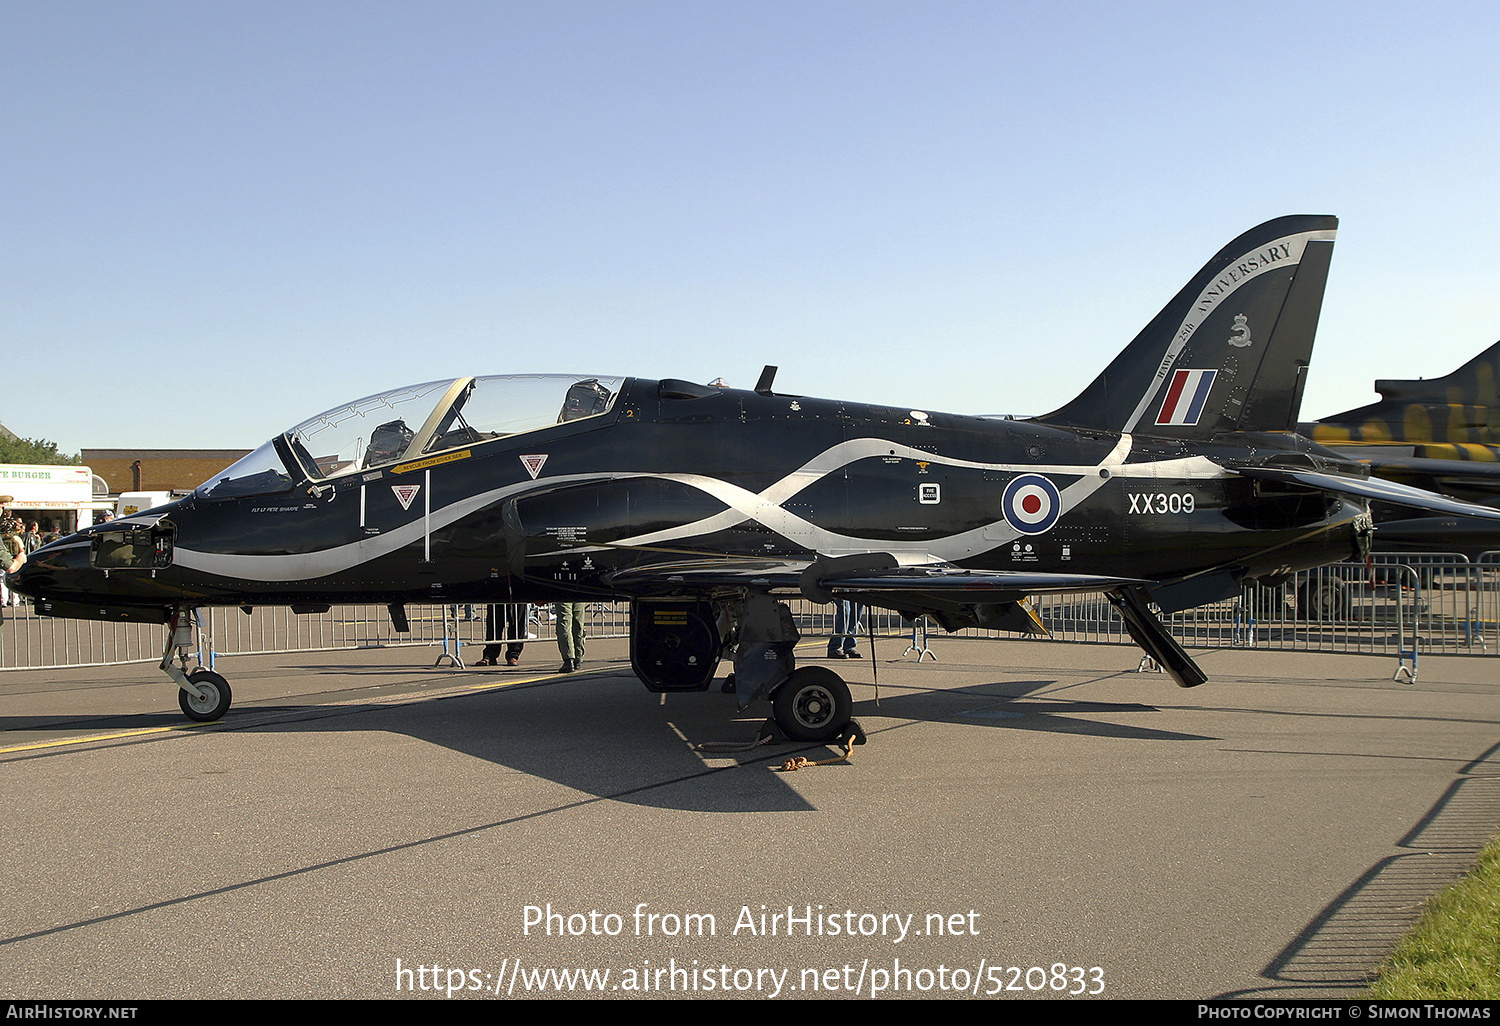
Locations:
23;522;41;554
554;601;586;672
827;600;864;659
0;500;21;608
0;537;24;661
475;604;529;666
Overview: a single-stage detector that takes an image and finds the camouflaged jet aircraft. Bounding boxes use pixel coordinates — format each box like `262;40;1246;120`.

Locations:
18;215;1500;743
1305;340;1500;557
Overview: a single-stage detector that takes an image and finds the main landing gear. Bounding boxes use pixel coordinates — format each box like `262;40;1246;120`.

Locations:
772;667;853;743
160;609;233;722
719;667;858;745
631;596;859;745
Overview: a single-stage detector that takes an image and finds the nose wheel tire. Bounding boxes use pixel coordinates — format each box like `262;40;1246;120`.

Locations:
772;667;853;743
179;669;232;722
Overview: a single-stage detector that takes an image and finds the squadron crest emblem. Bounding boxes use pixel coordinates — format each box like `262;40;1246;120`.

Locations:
1228;313;1252;348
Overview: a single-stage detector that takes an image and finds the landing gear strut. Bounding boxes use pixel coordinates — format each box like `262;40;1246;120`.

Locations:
160;609;233;722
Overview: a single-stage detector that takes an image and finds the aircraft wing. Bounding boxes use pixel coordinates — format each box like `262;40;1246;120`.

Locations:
1234;466;1500;520
605;556;1138;599
604;555;1203;687
605;555;1141;633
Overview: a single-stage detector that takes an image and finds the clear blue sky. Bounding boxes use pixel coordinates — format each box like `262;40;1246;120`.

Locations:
6;0;1500;458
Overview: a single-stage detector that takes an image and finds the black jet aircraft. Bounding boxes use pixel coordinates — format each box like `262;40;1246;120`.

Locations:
17;215;1500;743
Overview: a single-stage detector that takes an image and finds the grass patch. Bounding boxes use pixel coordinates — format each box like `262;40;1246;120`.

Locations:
1365;838;1500;998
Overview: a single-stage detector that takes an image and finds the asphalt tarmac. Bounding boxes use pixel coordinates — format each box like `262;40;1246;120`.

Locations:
2;634;1498;1001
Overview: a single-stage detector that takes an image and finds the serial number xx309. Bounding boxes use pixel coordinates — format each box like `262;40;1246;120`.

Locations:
1127;492;1196;515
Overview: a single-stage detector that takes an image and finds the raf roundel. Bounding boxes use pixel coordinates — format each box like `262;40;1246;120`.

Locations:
1002;474;1061;535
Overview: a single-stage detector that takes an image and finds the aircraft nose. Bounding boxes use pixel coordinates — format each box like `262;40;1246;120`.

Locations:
9;533;92;600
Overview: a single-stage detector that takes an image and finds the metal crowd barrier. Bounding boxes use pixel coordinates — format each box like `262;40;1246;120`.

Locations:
1;555;1496;677
0;601;630;672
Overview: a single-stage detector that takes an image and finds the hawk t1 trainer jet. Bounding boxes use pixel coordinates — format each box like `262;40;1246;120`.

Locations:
17;215;1500;742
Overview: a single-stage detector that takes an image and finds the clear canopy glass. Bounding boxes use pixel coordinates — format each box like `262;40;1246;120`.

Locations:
196;374;622;500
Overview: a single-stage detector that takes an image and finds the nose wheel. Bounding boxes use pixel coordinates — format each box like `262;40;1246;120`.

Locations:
771;667;853;742
178;669;232;722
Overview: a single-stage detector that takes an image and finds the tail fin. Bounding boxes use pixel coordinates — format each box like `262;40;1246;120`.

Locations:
1039;215;1338;437
1309;339;1500;446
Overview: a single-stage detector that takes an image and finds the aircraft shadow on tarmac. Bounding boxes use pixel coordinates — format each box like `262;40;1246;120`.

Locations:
852;670;1219;743
4;659;1217;814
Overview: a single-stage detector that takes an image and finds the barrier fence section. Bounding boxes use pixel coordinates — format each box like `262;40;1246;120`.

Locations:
1;555;1496;675
0;602;632;672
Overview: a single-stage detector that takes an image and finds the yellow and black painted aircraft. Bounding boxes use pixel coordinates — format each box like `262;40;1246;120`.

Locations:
1304;341;1500;556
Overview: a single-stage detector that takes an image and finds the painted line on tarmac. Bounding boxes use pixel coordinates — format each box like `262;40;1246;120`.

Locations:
0;722;216;753
0;661;632;755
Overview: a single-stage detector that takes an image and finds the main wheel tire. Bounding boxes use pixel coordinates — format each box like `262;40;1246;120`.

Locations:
772;667;852;743
1297;578;1350;621
179;669;232;722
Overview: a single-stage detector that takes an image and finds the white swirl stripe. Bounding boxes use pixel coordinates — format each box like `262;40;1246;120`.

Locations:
171;433;1233;583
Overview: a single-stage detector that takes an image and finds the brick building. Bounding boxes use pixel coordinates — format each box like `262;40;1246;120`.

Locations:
81;449;252;495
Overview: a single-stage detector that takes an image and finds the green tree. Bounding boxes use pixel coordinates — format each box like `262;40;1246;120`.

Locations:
0;436;81;465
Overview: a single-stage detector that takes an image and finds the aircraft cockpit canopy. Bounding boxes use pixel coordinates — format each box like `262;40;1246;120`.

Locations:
197;374;623;500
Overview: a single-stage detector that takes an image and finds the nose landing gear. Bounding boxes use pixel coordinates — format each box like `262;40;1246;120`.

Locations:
160;609;233;722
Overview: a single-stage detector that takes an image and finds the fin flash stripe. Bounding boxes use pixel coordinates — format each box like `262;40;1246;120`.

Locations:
1156;369;1217;426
